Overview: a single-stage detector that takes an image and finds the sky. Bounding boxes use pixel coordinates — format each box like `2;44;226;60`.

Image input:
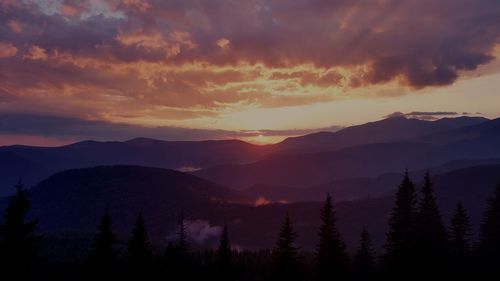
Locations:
1;0;500;146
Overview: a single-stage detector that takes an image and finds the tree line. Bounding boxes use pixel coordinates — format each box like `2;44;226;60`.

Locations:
1;171;500;280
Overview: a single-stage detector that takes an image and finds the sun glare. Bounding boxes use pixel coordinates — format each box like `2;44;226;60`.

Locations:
240;134;287;145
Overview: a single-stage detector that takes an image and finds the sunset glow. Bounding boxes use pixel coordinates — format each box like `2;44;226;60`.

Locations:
1;0;500;145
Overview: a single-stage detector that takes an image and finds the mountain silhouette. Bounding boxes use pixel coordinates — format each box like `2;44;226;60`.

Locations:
5;166;246;240
0;139;270;195
0;116;494;196
275;116;487;153
195;118;500;189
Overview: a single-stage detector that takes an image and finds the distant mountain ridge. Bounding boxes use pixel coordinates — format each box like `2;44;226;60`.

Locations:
0;138;271;195
275;116;488;153
194;117;500;189
0;116;492;195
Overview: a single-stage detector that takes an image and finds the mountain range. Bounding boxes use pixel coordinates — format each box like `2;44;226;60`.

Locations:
194;117;500;189
1;115;500;252
275;116;488;153
0;139;270;195
0;116;496;195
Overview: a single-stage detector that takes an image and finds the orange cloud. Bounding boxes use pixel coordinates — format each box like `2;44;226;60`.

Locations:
116;31;167;49
8;20;22;33
0;42;17;58
0;46;417;125
62;4;80;16
24;45;48;61
116;30;196;58
216;38;231;49
122;0;151;12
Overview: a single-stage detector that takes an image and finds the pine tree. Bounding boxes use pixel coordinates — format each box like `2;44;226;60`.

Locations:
272;213;300;281
89;211;116;276
383;170;417;277
413;173;447;274
164;210;190;279
0;181;42;278
449;201;473;279
315;193;349;280
478;183;500;272
215;225;232;281
354;228;376;281
449;201;472;259
128;213;153;277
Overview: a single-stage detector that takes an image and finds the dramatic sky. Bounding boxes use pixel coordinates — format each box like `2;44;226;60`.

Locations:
1;0;500;145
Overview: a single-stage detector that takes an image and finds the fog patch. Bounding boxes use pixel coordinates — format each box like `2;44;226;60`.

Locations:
254;196;289;206
176;166;202;172
167;219;222;246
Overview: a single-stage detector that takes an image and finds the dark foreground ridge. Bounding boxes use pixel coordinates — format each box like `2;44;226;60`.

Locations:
1;168;500;280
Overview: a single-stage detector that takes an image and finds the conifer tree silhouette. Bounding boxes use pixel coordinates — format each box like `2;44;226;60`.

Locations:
164;210;190;279
449;201;473;279
354;228;376;281
414;173;447;275
128;213;153;278
450;201;472;258
315;193;349;280
478;183;500;273
272;213;300;281
89;211;116;276
0;181;42;278
215;225;233;281
383;170;417;278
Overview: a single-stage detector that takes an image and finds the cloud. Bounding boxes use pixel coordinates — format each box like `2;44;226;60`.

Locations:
61;4;79;16
241;126;343;137
115;30;197;59
24;45;48;60
8;19;22;33
0;0;499;127
384;111;478;120
121;0;151;12
0;42;18;58
216;38;231;49
406;111;459;117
